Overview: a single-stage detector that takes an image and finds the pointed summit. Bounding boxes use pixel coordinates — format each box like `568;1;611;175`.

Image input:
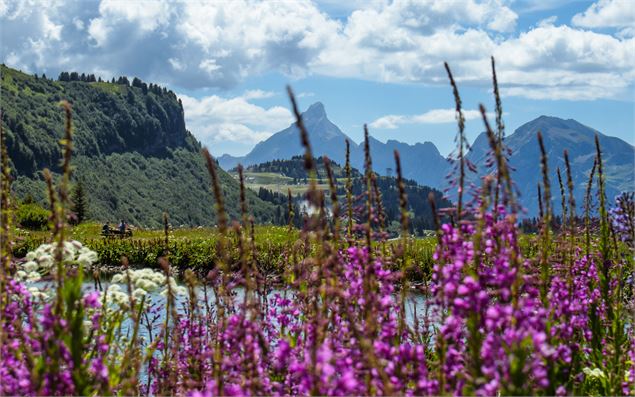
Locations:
465;115;634;217
302;102;326;123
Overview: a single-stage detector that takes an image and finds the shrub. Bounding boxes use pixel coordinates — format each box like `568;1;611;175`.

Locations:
15;202;50;230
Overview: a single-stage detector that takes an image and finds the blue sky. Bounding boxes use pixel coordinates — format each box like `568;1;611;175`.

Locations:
1;0;633;157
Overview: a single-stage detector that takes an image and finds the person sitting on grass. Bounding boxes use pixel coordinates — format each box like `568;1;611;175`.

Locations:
102;222;110;234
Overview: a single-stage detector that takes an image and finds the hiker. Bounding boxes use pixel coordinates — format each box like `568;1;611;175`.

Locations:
102;222;110;234
118;220;126;234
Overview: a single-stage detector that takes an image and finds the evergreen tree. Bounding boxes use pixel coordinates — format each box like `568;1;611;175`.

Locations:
117;76;130;85
71;180;88;224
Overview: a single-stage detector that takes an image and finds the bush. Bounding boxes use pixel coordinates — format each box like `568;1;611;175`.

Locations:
15;202;50;230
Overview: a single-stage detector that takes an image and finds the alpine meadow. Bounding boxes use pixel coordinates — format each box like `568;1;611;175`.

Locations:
1;1;634;396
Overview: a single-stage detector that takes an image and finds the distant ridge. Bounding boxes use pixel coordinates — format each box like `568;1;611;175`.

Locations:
234;155;452;235
467;115;635;216
220;103;634;217
218;102;448;188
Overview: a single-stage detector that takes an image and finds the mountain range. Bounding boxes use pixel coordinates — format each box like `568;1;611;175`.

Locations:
4;61;632;223
220;102;635;217
219;102;448;188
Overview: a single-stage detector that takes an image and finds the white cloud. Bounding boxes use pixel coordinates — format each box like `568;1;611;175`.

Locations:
95;0;171;32
572;0;635;29
41;13;62;40
87;17;110;46
1;0;633;101
87;0;172;47
243;89;276;100
493;25;635;99
72;17;84;31
536;15;558;28
174;0;341;87
168;58;185;71
179;93;292;145
503;85;615;100
370;108;483;129
199;59;221;76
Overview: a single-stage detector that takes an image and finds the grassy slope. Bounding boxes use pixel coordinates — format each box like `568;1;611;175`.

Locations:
1;65;283;227
233;157;453;234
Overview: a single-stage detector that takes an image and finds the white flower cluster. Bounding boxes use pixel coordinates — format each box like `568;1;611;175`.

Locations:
105;268;187;308
102;284;131;308
16;241;99;300
583;367;606;380
19;240;99;277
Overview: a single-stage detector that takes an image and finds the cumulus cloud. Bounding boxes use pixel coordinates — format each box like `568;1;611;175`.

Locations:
242;89;276;100
179;93;292;145
1;0;339;88
370;108;483;129
572;0;635;29
173;1;340;88
536;15;558;28
494;25;635;99
1;0;633;100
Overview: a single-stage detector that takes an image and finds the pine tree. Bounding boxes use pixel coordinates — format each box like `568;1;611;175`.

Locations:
71;180;88;224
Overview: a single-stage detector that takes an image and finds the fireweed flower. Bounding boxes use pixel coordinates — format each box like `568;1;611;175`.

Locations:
430;209;554;395
2;195;634;395
610;193;635;246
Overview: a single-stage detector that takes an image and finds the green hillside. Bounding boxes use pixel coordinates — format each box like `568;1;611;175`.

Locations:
236;155;363;180
232;156;453;236
1;65;282;227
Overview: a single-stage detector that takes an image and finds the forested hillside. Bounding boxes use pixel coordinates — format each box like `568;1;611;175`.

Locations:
1;65;282;227
237;156;452;235
238;155;363;181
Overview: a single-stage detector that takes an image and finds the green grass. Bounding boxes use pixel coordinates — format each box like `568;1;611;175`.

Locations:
242;172;293;184
12;221;438;281
14;221;295;242
91;81;125;94
230;170;335;195
231;170;333;195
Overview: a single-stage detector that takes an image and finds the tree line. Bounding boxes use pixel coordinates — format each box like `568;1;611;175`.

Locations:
56;72;180;101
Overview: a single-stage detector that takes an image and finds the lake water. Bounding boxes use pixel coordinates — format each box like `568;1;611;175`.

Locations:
33;278;432;330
